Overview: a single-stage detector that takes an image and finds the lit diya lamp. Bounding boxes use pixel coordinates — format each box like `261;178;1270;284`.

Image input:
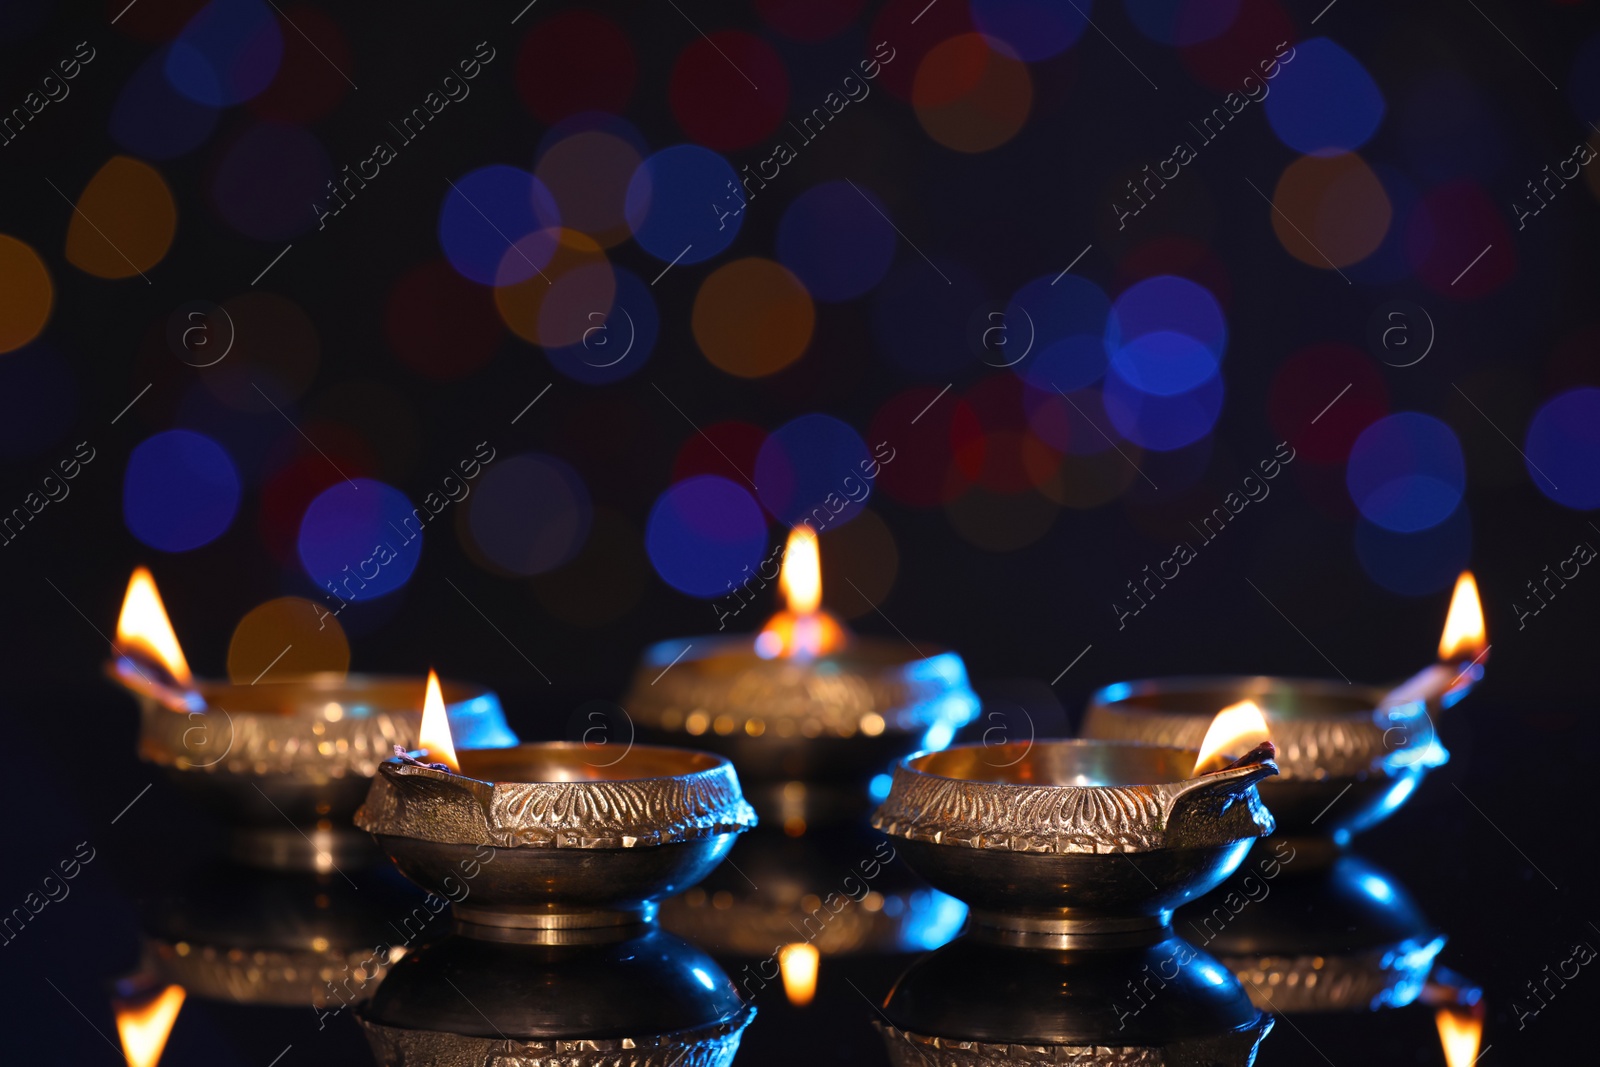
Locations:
1084;571;1487;848
633;528;978;983
107;568;516;870
624;526;980;826
354;687;757;938
871;705;1280;940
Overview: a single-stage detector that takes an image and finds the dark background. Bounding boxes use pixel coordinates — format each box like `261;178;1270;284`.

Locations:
2;0;1598;1062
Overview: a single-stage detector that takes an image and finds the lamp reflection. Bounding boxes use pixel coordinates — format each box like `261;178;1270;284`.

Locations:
875;929;1273;1064
1176;852;1450;1015
358;926;754;1066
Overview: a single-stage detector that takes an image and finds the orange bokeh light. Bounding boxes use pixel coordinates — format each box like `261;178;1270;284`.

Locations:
1271;152;1392;269
692;257;814;378
912;34;1031;153
67;156;176;280
0;234;53;353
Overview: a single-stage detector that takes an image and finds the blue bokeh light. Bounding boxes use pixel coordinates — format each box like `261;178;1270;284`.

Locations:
1107;275;1226;362
1355;505;1472;596
298;479;423;600
1110;331;1219;397
1008;273;1110;392
969;0;1089;61
1524;387;1600;510
1102;368;1224;451
646;475;769;597
165;0;284;107
755;414;872;528
1346;413;1464;532
777;180;897;302
112;46;220;160
1265;37;1385;155
124;430;241;552
624;145;741;264
438;165;560;285
1347;164;1420;286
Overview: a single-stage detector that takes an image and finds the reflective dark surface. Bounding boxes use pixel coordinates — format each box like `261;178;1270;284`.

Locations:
11;682;1593;1064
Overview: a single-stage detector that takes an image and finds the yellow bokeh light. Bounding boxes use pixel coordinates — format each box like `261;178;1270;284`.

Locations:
226;596;351;684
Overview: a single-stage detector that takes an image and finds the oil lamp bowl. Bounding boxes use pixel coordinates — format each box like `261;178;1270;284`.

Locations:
126;671;515;869
871;740;1277;937
624;635;980;822
1083;676;1448;844
355;743;757;937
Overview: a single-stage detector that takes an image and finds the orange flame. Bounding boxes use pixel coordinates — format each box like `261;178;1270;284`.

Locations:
1435;1006;1483;1067
115;985;185;1067
418;670;458;772
779;942;819;1006
1193;701;1272;776
757;529;845;659
115;568;192;686
1438;571;1486;662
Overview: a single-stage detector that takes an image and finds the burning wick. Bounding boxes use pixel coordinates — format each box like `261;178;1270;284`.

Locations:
115;984;185;1067
779;942;820;1006
1380;571;1488;713
416;669;460;772
1193;701;1273;776
110;567;204;713
756;528;846;660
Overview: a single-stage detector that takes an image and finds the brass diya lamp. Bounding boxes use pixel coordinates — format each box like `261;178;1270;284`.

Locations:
1175;852;1447;1015
107;569;516;871
871;706;1280;940
623;527;981;827
876;928;1273;1065
358;927;755;1067
1084;572;1487;847
354;694;757;938
624;528;979;986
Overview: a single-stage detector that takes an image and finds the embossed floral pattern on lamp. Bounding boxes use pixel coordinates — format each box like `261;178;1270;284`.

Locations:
1084;571;1487;849
871;705;1281;941
355;681;757;939
107;568;517;871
